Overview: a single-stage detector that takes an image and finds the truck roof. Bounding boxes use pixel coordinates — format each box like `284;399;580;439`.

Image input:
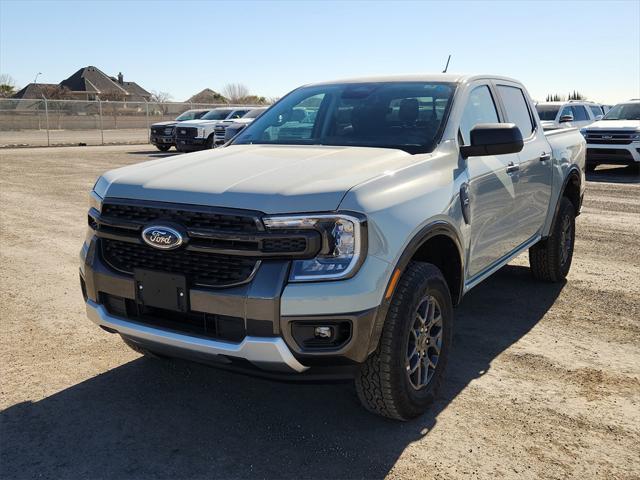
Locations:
306;73;522;86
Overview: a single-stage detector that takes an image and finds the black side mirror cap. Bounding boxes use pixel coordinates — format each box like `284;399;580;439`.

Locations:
460;123;524;158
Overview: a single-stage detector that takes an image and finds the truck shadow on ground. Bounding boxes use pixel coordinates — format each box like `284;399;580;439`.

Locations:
587;164;640;184
0;265;564;479
127;150;182;159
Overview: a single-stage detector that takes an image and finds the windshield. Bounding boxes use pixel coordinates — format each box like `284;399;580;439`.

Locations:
176;110;209;121
232;82;456;154
535;105;560;121
202;109;233;120
244;108;267;119
603;103;640;120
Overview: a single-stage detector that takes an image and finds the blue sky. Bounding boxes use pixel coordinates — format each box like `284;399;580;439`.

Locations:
1;0;639;104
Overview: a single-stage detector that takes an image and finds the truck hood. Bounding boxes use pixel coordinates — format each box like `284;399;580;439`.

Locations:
177;119;223;127
150;121;177;127
585;120;640;130
98;144;413;213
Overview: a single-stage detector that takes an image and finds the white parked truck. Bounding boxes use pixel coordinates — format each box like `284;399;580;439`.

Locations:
81;74;585;420
174;107;252;151
213;107;268;146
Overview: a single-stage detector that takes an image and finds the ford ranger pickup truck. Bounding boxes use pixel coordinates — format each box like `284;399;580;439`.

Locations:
150;109;213;152
580;99;640;172
175;107;252;152
80;74;585;420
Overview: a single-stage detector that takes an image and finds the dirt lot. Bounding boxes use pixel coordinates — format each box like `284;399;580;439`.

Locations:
0;128;149;147
1;145;639;479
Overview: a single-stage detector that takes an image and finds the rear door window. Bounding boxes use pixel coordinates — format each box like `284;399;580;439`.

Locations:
571;105;589;121
589;106;603;117
497;85;535;138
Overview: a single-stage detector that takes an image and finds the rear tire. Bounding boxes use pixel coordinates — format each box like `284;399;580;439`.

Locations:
355;262;453;420
205;135;214;149
155;144;171;152
529;196;575;282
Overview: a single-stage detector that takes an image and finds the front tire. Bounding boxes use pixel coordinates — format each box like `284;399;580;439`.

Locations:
355;262;453;420
529;196;575;282
155;144;171;152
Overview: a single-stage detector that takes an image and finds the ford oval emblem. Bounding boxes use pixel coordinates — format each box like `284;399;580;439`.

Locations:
141;226;183;250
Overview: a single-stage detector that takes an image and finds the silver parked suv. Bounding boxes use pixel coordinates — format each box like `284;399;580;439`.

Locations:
81;74;585;419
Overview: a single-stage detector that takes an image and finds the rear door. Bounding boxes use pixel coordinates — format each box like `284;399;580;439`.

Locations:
461;82;521;278
495;82;552;246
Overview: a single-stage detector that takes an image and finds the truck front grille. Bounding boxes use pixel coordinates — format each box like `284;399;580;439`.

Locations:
102;239;258;287
175;127;198;139
101;202;259;233
586;130;634;145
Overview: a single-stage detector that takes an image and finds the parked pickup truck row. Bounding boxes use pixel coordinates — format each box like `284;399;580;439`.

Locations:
150;107;268;152
83;74;586;420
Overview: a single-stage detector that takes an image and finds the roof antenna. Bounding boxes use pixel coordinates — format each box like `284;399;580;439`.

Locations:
442;54;452;73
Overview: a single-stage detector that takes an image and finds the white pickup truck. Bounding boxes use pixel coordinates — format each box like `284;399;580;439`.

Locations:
174;107;252;151
81;74;585;420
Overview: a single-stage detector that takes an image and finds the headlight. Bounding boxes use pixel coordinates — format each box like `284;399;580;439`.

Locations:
580;128;588;138
198;127;206;138
89;190;103;212
631;131;640;142
263;213;367;282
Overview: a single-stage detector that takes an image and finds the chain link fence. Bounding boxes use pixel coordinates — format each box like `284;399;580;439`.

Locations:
0;98;257;147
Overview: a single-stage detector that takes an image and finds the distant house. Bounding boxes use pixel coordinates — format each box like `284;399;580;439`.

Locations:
12;83;58;99
187;88;228;104
12;66;152;102
60;66;151;101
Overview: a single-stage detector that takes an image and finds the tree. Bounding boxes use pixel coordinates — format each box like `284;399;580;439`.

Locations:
0;73;16;97
150;90;172;103
222;83;251;104
568;90;586;100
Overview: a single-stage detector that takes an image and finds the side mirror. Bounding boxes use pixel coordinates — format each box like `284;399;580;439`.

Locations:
460;123;524;158
559;114;574;123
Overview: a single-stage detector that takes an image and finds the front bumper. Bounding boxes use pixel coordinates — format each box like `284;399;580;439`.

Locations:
80;237;382;377
586;143;640;164
175;138;207;151
150;135;175;145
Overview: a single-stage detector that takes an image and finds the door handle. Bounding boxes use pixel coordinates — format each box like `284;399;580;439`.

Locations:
540;153;551;162
506;162;520;174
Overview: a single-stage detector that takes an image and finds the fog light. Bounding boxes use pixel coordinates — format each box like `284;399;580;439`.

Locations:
314;326;333;339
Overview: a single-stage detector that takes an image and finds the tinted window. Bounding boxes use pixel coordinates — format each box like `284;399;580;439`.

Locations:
536;105;560;121
497;85;534;136
202;109;232;120
233;82;456;154
459;85;499;145
228;110;250;119
572;105;589;121
589;106;603;118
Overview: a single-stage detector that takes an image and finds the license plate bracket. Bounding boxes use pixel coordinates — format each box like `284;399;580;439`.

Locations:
134;269;188;312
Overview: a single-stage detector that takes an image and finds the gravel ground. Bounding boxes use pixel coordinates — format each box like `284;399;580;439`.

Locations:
1;145;639;480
